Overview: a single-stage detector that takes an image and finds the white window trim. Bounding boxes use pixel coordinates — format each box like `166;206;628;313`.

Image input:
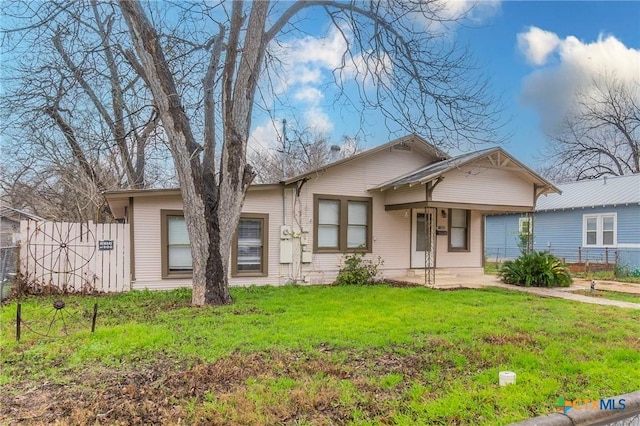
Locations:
518;217;531;235
582;213;617;248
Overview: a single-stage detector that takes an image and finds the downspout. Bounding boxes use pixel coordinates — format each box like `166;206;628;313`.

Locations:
128;197;136;285
282;185;287;226
281;184;290;285
294;179;308;283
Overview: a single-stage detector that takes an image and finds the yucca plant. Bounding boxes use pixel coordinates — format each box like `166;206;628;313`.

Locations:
500;251;572;287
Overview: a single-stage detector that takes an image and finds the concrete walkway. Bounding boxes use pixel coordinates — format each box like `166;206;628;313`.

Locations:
399;274;640;309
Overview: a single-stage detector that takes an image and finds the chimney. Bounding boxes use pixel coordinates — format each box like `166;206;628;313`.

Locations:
330;145;341;163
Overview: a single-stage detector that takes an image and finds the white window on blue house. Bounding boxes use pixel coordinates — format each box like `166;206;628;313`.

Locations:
583;213;617;247
518;217;531;235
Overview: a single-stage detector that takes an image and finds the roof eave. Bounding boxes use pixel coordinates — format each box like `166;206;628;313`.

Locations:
103;183;283;200
372;147;502;191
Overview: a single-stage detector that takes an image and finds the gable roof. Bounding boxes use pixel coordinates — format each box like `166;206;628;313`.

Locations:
536;174;640;211
283;134;449;185
371;147;559;196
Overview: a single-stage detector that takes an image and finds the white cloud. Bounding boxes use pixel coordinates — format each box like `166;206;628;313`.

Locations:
287;27;349;70
518;28;640;132
342;51;393;88
517;26;561;65
294;87;324;103
304;107;334;134
248;120;281;154
438;0;501;23
411;0;501;34
267;27;349;95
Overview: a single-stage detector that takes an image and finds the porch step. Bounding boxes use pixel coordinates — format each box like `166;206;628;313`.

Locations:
408;269;459;279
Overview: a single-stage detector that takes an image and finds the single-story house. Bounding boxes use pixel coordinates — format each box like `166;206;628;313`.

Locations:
485;174;640;270
105;134;558;290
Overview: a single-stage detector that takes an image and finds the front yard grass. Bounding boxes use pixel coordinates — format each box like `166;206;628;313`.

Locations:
1;285;639;425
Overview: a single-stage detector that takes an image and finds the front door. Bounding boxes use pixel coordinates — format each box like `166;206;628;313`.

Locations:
411;209;435;268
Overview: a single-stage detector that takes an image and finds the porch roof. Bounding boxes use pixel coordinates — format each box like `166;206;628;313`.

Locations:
371;147;560;196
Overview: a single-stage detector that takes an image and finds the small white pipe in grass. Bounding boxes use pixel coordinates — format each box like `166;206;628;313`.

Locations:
499;371;516;386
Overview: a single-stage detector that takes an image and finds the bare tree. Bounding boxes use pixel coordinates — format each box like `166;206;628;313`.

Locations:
249;128;360;184
543;75;640;181
117;0;503;306
0;0;165;221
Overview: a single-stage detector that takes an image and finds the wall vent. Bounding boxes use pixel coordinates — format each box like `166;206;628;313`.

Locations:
392;142;412;151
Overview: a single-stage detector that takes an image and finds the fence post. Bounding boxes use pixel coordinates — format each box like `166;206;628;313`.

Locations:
578;247;582;264
91;303;98;333
605;247;609;265
16;303;21;342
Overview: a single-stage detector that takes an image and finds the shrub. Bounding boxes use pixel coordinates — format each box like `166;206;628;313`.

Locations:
335;251;384;286
500;251;572;287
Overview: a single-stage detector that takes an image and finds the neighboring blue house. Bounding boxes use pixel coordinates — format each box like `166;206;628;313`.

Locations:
485;174;640;271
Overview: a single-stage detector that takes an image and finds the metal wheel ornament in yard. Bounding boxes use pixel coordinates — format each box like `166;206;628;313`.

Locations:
28;222;96;291
16;299;99;341
17;299;82;339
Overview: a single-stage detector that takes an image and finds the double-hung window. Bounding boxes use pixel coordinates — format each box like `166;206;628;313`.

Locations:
448;209;470;251
314;195;372;252
317;199;340;249
583;213;616;247
161;210;193;278
347;201;369;249
232;214;269;276
161;210;268;278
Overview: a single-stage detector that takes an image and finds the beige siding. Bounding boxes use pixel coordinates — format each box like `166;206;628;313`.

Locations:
309;149;430;192
132;195;188;290
384;185;426;205
435;210;483;268
291;149;431;283
235;188;285;286
130;189;285;291
432;167;534;207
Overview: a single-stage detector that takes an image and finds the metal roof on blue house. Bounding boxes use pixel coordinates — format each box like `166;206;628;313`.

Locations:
536;174;640;211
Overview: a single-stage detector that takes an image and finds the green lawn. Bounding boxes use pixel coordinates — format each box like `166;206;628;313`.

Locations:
2;285;639;425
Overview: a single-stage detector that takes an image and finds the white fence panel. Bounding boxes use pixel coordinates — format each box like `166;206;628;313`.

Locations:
19;220;130;293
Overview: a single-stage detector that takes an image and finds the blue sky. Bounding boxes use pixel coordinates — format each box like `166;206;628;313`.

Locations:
249;1;640;171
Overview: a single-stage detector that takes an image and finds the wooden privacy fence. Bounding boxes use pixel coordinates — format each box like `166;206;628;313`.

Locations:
19;220;130;293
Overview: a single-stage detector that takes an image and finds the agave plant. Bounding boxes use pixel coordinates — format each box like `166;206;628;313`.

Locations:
500;251;572;287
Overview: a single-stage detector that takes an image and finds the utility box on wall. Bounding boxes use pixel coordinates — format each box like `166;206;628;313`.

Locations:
301;251;312;264
280;240;293;263
280;225;292;239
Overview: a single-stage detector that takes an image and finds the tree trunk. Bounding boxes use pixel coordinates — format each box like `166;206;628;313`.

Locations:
120;0;236;306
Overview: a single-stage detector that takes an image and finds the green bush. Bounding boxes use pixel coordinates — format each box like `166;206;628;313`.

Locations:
335;251;384;286
500;251;572;287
